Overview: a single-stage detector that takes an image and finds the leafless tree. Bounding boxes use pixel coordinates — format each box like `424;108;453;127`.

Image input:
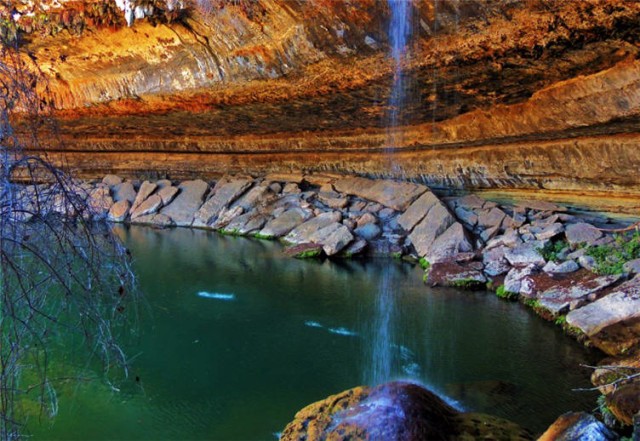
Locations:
1;23;137;440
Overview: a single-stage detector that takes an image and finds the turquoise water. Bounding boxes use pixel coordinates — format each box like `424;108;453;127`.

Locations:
29;225;598;439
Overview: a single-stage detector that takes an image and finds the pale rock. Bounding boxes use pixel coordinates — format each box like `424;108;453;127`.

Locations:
357;212;378;227
131;181;157;211
258;208;310;238
426;223;473;264
157;186;179;206
543;260;580;274
486;228;522;250
130;194;162;219
193;178;252;227
504;241;547;267
454;206;478;227
284;211;342;245
333;177;427;211
112;182;136;203
102;174;123;187
398;191;439;232
307;222;354;256
538;274;622;316
455;194;486;210
107;200;130;222
623;258;640;275
535;222;564;241
159;180;209;227
503;265;538;296
565;223;603;246
409;203;455;258
477;207;507;229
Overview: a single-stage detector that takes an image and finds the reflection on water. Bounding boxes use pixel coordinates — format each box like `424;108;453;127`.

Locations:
29;226;598;440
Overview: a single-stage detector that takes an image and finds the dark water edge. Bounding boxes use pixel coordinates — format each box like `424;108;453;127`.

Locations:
27;225;599;440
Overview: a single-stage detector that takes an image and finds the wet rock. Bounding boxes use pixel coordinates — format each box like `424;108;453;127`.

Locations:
258;208;310;239
211;206;244;230
354;223;381;241
223;211;268;235
284;211;342;245
112;181;137;203
281;382;532;441
426;261;487;289
283;243;324;259
307;222;354;256
102;174;123;187
107;200;130;222
159;180;209;227
565;222;604;246
539;274;623;316
130;194;163;220
157;185;179;206
538;412;619;441
340;238;367;257
566;276;640;355
398;191;439;232
543;260;580;274
333;177;427;211
193;178;252;227
130;213;173;228
504;241;547;267
131;180;157;212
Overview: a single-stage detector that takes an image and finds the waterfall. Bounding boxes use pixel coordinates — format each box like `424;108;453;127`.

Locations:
368;0;413;386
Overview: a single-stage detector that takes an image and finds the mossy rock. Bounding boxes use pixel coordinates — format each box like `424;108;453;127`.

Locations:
283;243;324;259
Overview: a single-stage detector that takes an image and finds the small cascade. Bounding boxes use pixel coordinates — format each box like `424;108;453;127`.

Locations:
368;266;395;385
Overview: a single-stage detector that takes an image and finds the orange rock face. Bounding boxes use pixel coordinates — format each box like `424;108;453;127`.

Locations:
6;0;640;207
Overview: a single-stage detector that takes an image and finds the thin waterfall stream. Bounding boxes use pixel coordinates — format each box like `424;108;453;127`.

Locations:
368;0;414;387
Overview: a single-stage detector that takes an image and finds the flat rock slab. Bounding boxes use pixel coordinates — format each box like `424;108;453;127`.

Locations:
130;213;173;228
130;194;162;219
515;200;567;212
157;186;179;206
565;222;603;246
307;222;354;256
222;211;268;235
504;241;547;267
566;276;640;355
193;178;252;227
333;177;427;211
232;184;270;211
131;180;157;211
398;191;439;232
284;211;342;245
477;207;507;229
258;208;310;239
538;274;622;316
159;180;209;227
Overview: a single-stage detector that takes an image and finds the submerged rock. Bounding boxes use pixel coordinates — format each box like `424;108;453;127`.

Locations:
280;382;532;441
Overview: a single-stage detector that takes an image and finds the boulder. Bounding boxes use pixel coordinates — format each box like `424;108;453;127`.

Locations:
159;180;209;227
156;179;172;189
107;200;130;222
543;260;580;274
130;213;173;228
398;191;439;232
131;180;157;212
102;174;122;187
333;177;427;211
130;194;162;220
483;245;511;277
477;207;507;229
566;276;640;355
354;223;382;241
454;206;478;227
504;241;547;267
486;228;522;250
222;211;268;235
264;172;304;184
538;412;618;441
112;181;137;203
623;258;640;275
356;212;377;227
340;238;368;257
455;194;486;210
281;382;532;441
258;208;310;239
565;222;604;246
282;182;301;194
503;265;537;296
317;191;349;209
88;186;113;217
284;211;342;244
515;200;567;213
283;243;324;259
193;178;252;227
210;206;244;230
427;223;473;264
307;222;354;256
231;184;270;211
157;185;179;206
535;223;565;241
538;274;622;316
426;261;487;289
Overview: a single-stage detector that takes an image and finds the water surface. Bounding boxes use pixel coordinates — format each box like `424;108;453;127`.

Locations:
30;226;598;439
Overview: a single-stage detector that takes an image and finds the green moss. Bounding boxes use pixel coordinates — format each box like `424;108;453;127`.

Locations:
219;228;241;236
586;231;640;275
391;251;402;259
523;298;541;308
496;285;518;300
253;232;274;240
451;278;485;289
295;248;322;259
536;239;567;263
418;257;430;270
554;315;567;326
